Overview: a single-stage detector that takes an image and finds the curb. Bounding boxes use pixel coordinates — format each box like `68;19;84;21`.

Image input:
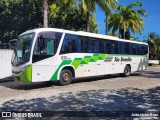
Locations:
0;76;14;83
139;72;160;78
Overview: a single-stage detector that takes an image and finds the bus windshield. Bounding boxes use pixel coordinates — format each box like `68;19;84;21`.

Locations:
12;33;35;66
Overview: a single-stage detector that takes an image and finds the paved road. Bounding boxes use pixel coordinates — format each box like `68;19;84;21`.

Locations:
0;66;160;119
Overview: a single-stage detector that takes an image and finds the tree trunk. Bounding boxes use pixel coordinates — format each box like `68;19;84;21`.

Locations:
105;13;108;35
119;29;124;39
125;29;130;40
86;12;90;32
43;0;48;28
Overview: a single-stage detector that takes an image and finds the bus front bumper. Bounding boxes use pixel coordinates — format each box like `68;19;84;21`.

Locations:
12;65;32;82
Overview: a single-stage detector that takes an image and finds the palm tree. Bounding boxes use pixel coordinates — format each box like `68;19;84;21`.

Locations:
54;0;78;11
103;0;119;35
108;2;147;39
80;0;115;32
148;32;160;63
44;0;78;28
80;0;96;32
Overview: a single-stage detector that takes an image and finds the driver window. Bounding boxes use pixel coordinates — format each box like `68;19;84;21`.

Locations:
33;31;62;63
34;34;54;55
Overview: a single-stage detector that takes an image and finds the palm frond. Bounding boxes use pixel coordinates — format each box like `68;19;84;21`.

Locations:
127;2;142;9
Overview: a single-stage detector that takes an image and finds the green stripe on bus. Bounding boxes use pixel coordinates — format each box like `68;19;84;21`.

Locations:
93;54;99;56
90;58;96;62
92;56;99;62
71;60;82;69
99;54;106;59
80;60;87;64
84;56;91;58
74;58;82;60
83;58;91;64
50;60;72;81
50;53;147;81
20;65;32;82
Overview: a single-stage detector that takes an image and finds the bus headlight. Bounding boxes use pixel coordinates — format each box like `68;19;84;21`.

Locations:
20;65;30;72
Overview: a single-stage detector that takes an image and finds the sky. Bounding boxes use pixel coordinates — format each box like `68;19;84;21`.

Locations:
95;0;160;40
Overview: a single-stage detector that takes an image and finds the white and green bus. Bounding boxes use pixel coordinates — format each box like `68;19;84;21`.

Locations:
12;28;148;85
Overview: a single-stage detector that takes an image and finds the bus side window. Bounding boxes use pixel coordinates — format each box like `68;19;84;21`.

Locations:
88;38;94;53
141;45;148;55
144;45;148;55
131;44;137;55
83;37;88;53
100;40;107;53
120;42;125;54
125;43;130;54
112;41;119;54
136;44;141;55
106;40;111;54
94;39;100;53
87;38;100;53
60;34;82;54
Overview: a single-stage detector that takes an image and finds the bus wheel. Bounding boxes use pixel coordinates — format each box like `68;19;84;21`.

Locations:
123;65;131;77
59;70;72;86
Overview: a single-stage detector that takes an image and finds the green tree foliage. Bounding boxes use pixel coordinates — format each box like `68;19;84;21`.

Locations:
48;0;86;31
108;2;147;39
0;0;99;42
49;0;98;32
79;0;111;32
80;0;96;32
148;32;160;63
103;0;119;35
0;0;43;42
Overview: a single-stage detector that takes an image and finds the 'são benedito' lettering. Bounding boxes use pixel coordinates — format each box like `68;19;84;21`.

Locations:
115;57;132;62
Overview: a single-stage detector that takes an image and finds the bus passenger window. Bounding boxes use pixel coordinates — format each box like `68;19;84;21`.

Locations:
119;42;125;54
131;44;137;55
106;41;111;54
60;34;82;54
100;40;107;53
136;44;141;55
112;42;119;54
124;43;130;54
141;45;148;55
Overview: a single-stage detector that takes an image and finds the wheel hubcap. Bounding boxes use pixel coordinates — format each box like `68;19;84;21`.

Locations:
62;73;70;82
125;68;130;74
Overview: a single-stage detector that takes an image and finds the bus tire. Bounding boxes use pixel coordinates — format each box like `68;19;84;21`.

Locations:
59;69;72;86
123;65;131;77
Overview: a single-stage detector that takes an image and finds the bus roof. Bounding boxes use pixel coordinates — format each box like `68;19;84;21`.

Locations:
19;28;148;45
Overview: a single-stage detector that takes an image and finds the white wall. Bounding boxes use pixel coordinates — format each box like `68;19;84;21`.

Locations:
0;50;13;79
149;60;159;64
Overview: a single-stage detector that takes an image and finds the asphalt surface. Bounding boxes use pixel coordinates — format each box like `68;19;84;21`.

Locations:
0;66;160;119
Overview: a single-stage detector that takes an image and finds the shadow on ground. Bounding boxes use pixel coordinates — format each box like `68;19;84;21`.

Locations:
0;75;119;90
0;81;57;90
141;71;160;78
0;71;159;91
0;87;160;118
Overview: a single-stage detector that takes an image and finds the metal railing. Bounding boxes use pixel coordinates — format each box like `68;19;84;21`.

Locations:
0;39;17;50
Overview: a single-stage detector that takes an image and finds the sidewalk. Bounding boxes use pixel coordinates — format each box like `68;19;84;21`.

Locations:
140;66;160;78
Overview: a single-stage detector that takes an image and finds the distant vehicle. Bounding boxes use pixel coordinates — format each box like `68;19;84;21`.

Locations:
11;28;149;85
9;39;17;49
0;43;9;49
